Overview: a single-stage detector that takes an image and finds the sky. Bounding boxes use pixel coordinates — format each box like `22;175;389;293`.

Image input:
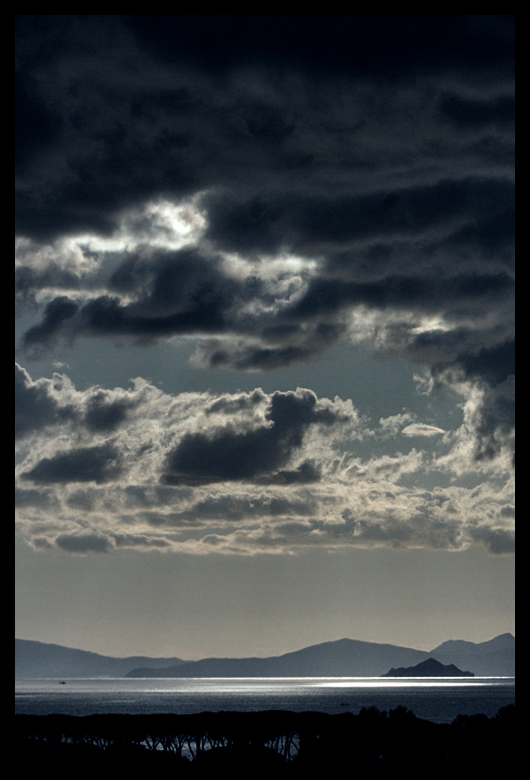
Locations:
15;15;515;660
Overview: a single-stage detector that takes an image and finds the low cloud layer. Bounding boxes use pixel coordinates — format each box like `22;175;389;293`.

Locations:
15;365;514;555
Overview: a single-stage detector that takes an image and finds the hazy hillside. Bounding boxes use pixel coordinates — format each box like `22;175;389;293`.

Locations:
430;633;515;677
127;634;515;678
16;633;514;679
127;638;432;678
15;638;184;678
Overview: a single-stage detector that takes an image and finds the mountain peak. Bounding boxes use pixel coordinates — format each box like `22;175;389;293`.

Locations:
431;633;515;655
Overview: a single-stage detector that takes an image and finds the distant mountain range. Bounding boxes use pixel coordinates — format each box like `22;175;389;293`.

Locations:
15;633;514;679
15;639;184;679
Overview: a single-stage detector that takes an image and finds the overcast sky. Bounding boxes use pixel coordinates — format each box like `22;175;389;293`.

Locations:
15;16;514;659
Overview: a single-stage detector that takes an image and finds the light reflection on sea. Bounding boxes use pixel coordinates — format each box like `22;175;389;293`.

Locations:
15;676;515;724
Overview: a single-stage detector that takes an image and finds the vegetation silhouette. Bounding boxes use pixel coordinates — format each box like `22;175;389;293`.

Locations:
16;705;515;774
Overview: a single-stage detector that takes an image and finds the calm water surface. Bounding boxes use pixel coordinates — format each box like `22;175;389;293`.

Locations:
15;677;514;723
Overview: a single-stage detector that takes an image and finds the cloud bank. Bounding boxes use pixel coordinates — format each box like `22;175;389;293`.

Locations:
15;16;514;554
15;364;514;555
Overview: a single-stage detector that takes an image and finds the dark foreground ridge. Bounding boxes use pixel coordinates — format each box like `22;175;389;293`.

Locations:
16;706;515;774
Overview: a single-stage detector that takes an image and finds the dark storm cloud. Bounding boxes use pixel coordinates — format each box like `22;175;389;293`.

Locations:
15;363;140;439
15;363;72;440
469;525;515;555
103;248;236;335
423;339;515;464
15;369;514;555
19;248;241;351
83;391;133;433
458;339;515;388
21;297;79;356
55;533;112;554
126;15;514;76
15;15;514;244
191;333;342;372
15;14;514;487
203;178;515;261
290;272;514;320
15;485;58;511
257;460;321;485
439;92;515;129
21;443;121;484
470;376;515;465
163;388;344;484
15;263;81;305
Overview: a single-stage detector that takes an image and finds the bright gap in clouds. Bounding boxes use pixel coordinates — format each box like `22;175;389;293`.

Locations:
15;196;209;290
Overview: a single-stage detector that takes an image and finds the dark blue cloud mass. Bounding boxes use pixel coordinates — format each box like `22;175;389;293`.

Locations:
163;388;343;484
21;443;122;485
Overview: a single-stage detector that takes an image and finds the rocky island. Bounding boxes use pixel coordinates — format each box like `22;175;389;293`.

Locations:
382;657;474;677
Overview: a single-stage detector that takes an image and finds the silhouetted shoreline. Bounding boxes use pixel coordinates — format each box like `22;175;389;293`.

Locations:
16;705;515;773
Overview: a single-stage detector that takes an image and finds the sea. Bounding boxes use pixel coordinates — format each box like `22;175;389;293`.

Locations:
15;676;515;724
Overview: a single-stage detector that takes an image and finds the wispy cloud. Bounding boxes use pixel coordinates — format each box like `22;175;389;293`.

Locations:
401;424;446;437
